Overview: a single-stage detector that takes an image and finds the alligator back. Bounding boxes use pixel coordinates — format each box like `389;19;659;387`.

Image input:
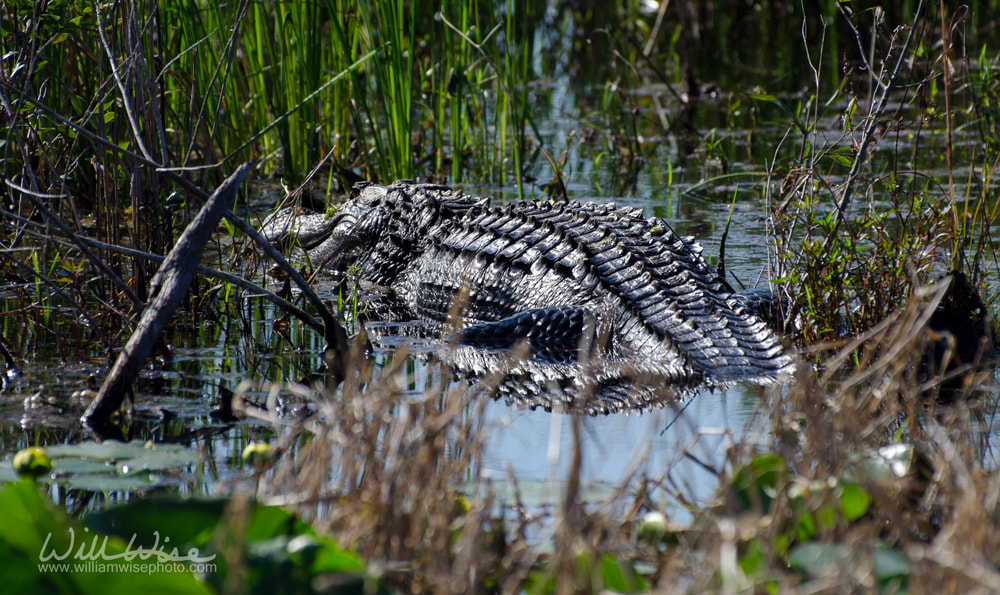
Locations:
263;181;794;404
396;198;790;384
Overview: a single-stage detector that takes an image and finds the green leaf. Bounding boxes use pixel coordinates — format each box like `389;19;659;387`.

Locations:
840;483;871;521
0;481;210;594
795;512;816;542
244;504;311;541
788;542;850;577
738;538;765;578
815;504;837;532
872;545;911;581
730;455;787;514
598;554;647;593
830;153;853;167
790;541;911;588
86;495;374;592
85;496;228;549
311;539;367;575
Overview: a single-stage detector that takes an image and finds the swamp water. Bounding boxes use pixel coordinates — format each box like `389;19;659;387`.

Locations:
4;162;996;524
0;174;790;522
4;6;1000;527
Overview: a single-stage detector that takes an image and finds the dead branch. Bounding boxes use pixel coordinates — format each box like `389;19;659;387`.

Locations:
83;163;253;432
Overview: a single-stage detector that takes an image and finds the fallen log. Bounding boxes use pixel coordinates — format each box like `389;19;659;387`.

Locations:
83;163;253;431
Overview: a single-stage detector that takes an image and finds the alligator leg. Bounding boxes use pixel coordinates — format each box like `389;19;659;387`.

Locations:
457;306;602;363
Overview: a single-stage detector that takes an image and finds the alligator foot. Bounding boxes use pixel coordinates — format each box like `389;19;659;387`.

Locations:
457;306;602;363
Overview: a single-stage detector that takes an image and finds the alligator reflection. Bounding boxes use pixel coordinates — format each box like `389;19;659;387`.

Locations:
363;318;702;415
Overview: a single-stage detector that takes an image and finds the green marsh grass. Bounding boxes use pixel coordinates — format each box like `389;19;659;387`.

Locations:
358;0;416;181
2;0;544;327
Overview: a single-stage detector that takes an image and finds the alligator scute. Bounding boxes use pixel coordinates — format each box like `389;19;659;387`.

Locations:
259;181;795;413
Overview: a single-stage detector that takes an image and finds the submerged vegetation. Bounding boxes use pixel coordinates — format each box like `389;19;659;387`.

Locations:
2;0;1000;592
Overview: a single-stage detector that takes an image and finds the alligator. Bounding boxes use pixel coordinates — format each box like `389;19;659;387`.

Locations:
260;181;794;413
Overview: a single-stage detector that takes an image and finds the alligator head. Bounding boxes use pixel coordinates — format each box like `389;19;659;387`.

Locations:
304;181;489;284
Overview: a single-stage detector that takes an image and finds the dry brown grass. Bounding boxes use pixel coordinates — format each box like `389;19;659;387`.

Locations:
236;340;508;593
230;270;998;593
670;277;1000;592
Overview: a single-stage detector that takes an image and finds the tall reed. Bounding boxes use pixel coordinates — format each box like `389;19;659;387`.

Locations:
3;0;543;321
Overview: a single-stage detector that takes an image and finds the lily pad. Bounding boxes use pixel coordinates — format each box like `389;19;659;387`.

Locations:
9;440;200;492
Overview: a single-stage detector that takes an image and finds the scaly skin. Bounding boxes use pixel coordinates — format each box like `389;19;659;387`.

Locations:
260;181;794;412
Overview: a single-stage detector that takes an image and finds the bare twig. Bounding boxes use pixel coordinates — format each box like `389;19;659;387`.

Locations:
4;181;143;309
0;80;344;347
0;210;325;334
826;0;926;249
93;0;155;163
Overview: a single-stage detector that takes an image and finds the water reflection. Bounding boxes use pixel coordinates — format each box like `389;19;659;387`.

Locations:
477;381;769;523
0;297;772;519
